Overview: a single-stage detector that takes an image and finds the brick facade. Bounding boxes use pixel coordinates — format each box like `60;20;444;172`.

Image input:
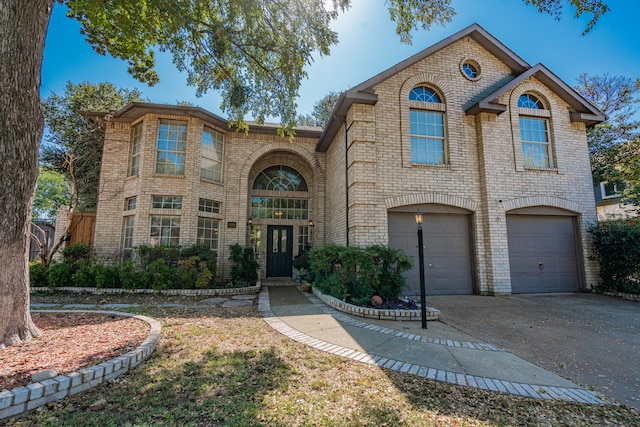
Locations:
93;24;603;293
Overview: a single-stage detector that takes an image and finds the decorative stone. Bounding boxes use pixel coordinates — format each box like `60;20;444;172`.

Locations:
89;398;107;411
370;295;383;307
31;370;57;383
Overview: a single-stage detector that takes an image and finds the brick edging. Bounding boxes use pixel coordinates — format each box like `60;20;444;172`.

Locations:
0;310;162;421
259;288;603;405
310;287;440;321
600;291;640;302
30;283;261;296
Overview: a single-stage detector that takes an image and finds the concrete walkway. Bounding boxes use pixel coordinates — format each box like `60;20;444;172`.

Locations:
260;286;604;404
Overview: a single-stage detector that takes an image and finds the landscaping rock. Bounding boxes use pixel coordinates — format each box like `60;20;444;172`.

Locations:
199;298;228;304
31;370;57;383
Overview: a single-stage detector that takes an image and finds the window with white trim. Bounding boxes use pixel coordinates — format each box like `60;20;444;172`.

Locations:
122;216;135;250
600;182;620;199
152;196;182;210
149;215;181;246
197;217;220;251
128;123;143;176
518;94;553;169
155;120;187;175
125;197;137;211
201;126;224;182
199;198;221;214
409;86;446;165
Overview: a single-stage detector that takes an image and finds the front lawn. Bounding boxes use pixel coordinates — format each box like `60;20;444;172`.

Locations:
12;292;640;426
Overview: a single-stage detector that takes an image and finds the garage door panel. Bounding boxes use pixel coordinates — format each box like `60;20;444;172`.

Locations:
507;215;580;293
388;212;474;296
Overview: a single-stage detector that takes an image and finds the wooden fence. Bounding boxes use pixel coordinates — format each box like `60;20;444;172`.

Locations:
68;212;96;246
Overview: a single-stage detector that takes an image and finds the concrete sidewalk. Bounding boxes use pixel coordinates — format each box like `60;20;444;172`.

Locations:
259;286;604;404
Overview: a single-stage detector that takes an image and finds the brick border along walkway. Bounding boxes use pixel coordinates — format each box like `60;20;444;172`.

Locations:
0;311;161;421
259;287;604;405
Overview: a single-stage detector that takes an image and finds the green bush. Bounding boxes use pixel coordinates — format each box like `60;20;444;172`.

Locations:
96;264;122;288
71;259;100;288
34;243;220;291
590;220;640;293
47;262;73;288
61;243;92;265
309;244;412;306
229;243;258;286
29;262;49;288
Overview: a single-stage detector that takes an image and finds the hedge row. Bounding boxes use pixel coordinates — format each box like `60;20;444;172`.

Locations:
590;220;640;294
29;243;225;290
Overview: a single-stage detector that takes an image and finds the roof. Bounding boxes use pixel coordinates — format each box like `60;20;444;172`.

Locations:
85;102;323;139
316;23;604;152
465;63;606;125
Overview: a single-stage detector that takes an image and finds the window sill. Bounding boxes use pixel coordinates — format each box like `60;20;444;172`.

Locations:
200;177;224;186
151;174;186;179
411;162;450;169
524;166;557;173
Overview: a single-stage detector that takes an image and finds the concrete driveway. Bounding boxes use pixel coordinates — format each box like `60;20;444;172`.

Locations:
428;293;640;409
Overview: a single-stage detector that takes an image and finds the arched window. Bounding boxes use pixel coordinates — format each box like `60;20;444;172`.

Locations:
409;86;446;165
253;165;308;191
518;93;552;168
251;165;309;220
518;93;544;109
409;86;441;103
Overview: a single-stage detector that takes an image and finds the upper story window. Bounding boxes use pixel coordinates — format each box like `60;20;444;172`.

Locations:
600;182;620;199
152;195;182;210
253;165;308;191
155;120;187;175
124;197;137;211
128;123;143;177
199;198;221;214
201;126;224;182
518;94;553;169
518;94;544;109
409;86;446;165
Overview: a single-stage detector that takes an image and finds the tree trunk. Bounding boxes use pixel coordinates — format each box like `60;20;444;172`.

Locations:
0;0;54;348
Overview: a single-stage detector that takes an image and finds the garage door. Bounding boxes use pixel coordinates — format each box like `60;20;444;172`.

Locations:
506;215;581;293
388;212;474;296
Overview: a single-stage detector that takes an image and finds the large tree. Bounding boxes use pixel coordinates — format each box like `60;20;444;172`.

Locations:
574;73;640;202
41;81;144;212
0;0;612;347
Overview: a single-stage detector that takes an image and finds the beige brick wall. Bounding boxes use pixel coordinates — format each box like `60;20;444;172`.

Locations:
323;36;599;294
94;113;325;281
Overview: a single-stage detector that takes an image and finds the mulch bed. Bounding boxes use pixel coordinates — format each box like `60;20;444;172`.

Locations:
0;312;149;391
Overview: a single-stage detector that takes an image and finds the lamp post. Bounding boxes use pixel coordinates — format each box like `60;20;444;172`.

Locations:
415;210;427;329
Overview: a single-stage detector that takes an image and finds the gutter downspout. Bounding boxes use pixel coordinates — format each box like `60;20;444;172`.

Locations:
344;120;349;246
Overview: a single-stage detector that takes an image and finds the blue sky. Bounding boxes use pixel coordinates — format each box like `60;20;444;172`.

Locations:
42;0;640;120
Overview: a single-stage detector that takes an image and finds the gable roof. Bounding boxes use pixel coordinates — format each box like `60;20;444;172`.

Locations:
317;23;530;151
316;23;604;152
465;63;606;125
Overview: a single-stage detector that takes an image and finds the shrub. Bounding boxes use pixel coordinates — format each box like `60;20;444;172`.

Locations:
229;243;258;286
47;262;72;288
590;220;640;293
71;259;100;288
61;243;92;265
309;244;412;306
29;261;49;288
95;264;122;288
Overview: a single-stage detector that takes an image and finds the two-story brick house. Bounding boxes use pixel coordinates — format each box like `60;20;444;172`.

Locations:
91;24;604;295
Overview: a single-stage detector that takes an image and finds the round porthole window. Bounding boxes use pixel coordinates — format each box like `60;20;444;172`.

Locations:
460;59;482;81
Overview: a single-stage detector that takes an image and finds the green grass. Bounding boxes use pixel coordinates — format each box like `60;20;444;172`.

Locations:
10;294;640;426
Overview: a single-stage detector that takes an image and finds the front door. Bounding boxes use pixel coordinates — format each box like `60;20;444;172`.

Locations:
267;225;293;277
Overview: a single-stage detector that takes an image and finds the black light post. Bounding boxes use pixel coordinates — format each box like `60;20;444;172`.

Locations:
415;210;427;329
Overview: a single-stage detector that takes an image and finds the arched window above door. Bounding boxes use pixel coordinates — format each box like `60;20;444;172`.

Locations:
252;165;308;191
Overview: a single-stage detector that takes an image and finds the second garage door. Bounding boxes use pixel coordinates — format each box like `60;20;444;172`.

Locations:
506;214;581;293
388;211;474;296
